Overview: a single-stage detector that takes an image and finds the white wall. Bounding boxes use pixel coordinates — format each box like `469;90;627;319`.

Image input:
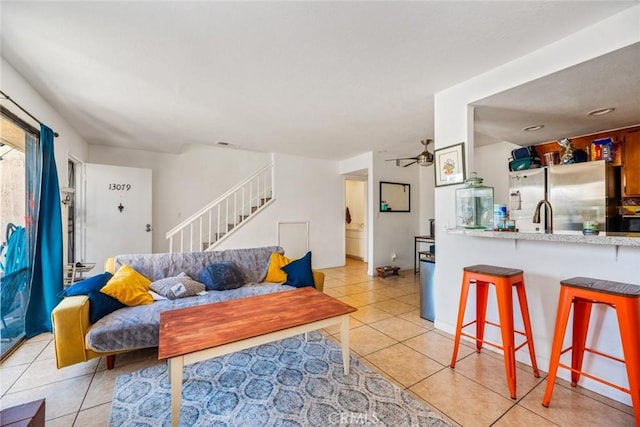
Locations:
419;164;436;235
1;57;89;189
475;141;519;205
433;6;640;404
2;57;90;262
339;151;423;275
6;55;342;269
89;144;270;253
90;142;352;271
217;153;345;269
370;152;420;273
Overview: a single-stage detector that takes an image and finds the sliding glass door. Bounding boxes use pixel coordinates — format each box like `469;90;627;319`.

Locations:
0;112;35;358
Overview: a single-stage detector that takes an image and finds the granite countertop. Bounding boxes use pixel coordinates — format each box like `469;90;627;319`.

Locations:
448;228;640;247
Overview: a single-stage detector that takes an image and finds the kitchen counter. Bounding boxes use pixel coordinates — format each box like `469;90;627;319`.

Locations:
448;228;640;247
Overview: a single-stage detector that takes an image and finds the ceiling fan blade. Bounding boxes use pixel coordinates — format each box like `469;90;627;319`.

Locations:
387;138;434;166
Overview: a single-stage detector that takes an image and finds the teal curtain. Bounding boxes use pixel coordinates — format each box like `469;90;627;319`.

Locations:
25;125;63;337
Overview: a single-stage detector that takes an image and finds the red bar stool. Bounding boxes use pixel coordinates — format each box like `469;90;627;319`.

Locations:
543;277;640;423
450;264;540;399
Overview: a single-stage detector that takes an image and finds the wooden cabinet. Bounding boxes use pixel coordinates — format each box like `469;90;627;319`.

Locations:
535;127;629;166
622;131;640;197
0;399;45;427
532;126;640;197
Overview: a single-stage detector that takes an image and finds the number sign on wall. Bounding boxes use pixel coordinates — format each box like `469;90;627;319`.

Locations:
108;183;132;191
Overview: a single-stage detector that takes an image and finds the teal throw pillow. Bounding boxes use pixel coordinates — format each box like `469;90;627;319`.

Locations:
87;289;127;324
281;251;315;288
199;261;246;291
58;272;113;297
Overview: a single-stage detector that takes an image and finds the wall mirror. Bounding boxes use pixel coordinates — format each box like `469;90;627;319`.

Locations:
380;181;410;212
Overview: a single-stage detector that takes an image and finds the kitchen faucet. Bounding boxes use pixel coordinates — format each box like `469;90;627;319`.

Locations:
533;199;553;233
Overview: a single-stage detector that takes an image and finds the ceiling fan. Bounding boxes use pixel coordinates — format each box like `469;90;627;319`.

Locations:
387;139;434;167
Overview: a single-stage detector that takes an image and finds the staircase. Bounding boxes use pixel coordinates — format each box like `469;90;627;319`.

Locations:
166;162;275;253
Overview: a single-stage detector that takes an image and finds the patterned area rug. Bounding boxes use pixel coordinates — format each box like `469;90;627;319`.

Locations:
109;332;451;426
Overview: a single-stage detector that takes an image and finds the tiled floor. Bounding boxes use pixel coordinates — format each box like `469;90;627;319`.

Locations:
1;259;635;426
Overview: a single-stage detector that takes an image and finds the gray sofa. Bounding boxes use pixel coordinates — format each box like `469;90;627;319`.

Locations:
51;246;324;369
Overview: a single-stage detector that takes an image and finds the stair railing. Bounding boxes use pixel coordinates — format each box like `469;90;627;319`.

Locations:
166;162;275;253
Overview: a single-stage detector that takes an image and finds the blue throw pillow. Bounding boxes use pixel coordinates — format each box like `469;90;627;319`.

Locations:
87;289;127;323
58;272;113;297
199;261;246;291
281;252;315;288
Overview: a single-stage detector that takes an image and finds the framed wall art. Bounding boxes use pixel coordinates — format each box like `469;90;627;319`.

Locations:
379;181;410;212
434;142;466;187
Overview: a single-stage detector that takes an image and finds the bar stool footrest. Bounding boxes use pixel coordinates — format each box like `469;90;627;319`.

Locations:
459;330;533;354
459;320;533;353
558;361;630;394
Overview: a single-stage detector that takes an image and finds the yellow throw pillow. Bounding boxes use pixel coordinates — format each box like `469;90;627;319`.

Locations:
100;264;153;306
265;252;291;283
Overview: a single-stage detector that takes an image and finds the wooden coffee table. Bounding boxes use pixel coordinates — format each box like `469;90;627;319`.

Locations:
158;287;357;427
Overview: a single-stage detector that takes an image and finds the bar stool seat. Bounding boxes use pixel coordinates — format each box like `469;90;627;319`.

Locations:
450;264;540;399
543;277;640;423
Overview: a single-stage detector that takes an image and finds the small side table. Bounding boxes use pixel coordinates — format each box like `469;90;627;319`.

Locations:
0;398;45;427
63;262;96;286
414;235;434;274
376;266;400;278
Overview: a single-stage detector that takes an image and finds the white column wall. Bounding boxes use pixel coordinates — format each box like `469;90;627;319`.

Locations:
433;6;640;404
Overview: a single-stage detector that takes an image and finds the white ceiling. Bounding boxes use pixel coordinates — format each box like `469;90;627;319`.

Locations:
1;1;637;159
473;42;640;147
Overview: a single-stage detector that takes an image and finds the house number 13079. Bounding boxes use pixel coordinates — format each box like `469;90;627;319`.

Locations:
108;184;132;191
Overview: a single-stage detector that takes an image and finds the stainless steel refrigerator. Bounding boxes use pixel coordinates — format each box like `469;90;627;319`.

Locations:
548;161;619;233
508;160;619;234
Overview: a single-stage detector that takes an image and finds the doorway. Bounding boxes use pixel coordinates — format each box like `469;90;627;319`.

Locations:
345;177;368;263
62;158;84;263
